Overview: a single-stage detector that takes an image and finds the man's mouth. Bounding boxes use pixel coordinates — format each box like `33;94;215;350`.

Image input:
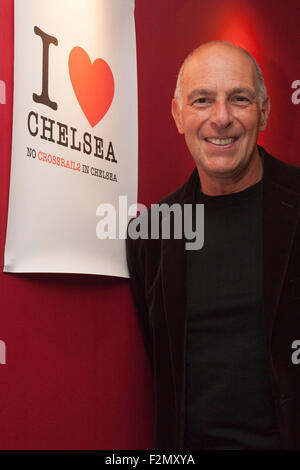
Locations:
204;137;238;146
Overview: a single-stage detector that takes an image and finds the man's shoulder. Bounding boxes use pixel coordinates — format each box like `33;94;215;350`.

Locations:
128;166;198;233
126;168;198;258
262;146;300;197
155;167;199;206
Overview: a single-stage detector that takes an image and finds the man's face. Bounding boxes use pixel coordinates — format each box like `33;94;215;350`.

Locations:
172;44;270;181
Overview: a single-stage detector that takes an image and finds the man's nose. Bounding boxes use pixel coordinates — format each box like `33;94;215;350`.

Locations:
210;99;233;129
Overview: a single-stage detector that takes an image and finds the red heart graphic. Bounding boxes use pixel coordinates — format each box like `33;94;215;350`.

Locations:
68;47;115;128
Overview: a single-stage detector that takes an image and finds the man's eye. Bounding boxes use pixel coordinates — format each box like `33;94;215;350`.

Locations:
233;96;250;103
194;97;208;104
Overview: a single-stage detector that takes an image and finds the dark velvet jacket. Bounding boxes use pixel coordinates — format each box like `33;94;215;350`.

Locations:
126;146;300;449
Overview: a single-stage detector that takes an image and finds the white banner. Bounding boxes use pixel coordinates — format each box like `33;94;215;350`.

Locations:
4;0;138;277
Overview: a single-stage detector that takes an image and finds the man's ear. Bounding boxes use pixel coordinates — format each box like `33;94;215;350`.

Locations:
259;96;271;132
171;98;184;134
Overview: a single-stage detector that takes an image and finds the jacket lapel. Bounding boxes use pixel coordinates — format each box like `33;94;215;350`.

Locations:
161;236;186;407
160;168;199;440
262;154;300;344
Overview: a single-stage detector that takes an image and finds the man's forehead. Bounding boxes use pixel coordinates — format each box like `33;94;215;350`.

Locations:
182;44;257;90
187;43;254;67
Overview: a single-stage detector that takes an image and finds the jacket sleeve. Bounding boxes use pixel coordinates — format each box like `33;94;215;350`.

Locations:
126;219;154;370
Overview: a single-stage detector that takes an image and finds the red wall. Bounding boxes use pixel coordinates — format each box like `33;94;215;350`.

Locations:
0;0;299;449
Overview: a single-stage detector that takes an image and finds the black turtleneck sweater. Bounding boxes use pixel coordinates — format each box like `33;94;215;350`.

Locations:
184;180;282;450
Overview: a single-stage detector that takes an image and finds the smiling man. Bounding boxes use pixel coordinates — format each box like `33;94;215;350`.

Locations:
171;41;269;195
126;41;300;450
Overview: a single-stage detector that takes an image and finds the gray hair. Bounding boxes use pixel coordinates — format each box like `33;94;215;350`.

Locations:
174;40;267;109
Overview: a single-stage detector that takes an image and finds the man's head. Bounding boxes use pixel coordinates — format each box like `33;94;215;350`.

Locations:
171;41;270;192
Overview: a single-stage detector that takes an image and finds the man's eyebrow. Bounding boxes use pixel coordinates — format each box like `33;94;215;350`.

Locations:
229;87;256;99
186;87;257;102
187;89;214;101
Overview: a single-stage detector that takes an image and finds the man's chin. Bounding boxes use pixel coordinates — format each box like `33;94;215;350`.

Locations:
197;158;241;180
